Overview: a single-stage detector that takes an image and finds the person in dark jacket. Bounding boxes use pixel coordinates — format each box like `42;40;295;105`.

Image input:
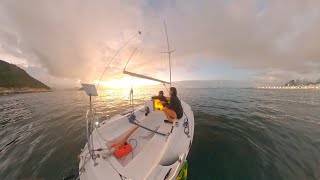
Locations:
163;87;183;123
152;91;169;106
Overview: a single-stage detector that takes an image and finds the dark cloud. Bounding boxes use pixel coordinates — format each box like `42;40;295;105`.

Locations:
0;0;146;82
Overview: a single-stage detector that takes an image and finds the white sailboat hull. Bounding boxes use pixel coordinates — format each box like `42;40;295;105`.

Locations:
79;100;194;180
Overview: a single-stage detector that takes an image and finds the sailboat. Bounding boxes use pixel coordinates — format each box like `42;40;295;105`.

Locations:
78;23;195;180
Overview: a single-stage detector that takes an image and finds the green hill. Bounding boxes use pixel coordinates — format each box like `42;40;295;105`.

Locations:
0;60;50;89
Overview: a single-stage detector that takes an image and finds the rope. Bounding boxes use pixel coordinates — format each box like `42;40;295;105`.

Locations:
121;139;138;160
132;121;168;136
183;112;190;138
129;139;138;159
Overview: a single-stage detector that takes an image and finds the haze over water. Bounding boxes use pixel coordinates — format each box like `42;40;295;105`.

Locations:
1;82;320;180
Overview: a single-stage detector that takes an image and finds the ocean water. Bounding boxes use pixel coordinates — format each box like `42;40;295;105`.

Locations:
1;87;320;180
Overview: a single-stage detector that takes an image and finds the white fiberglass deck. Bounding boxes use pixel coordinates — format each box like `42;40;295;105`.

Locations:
79;100;194;180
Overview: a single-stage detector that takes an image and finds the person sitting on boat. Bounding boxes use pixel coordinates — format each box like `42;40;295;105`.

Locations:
163;87;183;123
152;91;169;106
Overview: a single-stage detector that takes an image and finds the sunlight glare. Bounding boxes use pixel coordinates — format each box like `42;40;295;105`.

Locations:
95;77;159;88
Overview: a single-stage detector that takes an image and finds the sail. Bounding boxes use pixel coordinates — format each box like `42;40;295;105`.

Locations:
123;70;170;84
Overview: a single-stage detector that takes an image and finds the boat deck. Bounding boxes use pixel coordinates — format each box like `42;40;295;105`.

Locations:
114;110;171;166
79;100;194;180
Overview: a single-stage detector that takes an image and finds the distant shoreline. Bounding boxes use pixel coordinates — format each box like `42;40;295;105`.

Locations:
0;87;52;95
257;85;320;90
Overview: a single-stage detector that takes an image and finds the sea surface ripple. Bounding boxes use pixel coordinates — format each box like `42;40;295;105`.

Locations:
0;88;320;180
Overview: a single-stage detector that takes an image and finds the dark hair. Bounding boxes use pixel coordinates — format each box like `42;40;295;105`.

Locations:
159;91;164;95
170;87;177;96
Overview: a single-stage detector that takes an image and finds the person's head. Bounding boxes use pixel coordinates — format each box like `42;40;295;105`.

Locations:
169;87;177;97
158;91;164;97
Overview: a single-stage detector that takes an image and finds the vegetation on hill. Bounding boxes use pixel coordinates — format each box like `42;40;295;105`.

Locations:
0;60;50;89
284;79;320;86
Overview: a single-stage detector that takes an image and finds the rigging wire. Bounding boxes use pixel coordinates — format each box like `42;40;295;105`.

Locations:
77;26;166;180
124;48;138;71
88;132;129;180
163;83;169;94
95;129;104;149
96;31;142;90
96;125;118;143
79;23;178;180
104;157;128;180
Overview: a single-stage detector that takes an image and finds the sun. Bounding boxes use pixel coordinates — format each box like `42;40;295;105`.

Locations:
95;77;159;88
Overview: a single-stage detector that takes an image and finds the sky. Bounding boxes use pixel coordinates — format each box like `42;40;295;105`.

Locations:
1;0;320;88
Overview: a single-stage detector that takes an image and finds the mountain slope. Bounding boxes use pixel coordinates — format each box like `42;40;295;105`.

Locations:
0;60;50;89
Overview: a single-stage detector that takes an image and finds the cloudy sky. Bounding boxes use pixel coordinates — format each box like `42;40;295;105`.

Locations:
1;0;320;88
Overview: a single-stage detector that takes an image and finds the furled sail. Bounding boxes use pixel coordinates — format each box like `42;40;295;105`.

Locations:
123;70;170;84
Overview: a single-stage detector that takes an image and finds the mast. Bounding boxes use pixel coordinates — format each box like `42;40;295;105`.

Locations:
164;20;174;88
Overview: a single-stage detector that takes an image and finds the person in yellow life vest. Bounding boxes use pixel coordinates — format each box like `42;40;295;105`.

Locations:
152;91;169;106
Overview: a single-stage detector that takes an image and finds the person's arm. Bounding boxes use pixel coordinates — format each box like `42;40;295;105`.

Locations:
165;97;169;105
162;102;168;108
161;96;169;105
152;95;160;99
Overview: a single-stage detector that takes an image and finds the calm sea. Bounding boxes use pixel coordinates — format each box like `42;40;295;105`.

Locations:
1;85;320;180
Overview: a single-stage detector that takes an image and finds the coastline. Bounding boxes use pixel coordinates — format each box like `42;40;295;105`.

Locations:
0;87;52;95
257;85;320;89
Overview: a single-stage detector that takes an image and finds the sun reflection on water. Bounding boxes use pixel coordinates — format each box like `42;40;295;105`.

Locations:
90;86;163;117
